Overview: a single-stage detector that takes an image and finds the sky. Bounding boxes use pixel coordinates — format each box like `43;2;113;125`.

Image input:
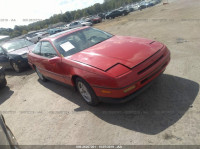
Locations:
0;0;104;29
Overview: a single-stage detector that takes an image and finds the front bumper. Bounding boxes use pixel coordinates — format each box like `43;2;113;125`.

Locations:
98;78;154;103
16;58;29;68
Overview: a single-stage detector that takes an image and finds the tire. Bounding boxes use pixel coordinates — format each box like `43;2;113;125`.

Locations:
11;61;22;73
0;78;7;88
76;78;99;106
38;37;41;42
35;67;47;82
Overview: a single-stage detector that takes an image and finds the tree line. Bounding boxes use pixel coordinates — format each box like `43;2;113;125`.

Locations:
0;0;140;38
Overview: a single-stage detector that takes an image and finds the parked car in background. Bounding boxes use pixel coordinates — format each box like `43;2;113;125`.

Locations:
79;21;92;26
28;27;170;106
0;39;35;72
48;28;64;35
65;21;92;30
0;114;20;148
106;9;129;19
145;1;154;7
67;21;82;29
132;4;140;11
0;67;6;88
118;8;130;15
26;32;49;43
85;17;93;23
106;10;121;19
91;16;102;24
126;5;134;12
98;13;106;20
139;1;147;10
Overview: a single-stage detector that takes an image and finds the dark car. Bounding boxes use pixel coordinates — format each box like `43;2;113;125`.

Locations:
106;10;121;19
118;9;129;15
0;67;6;88
145;1;154;7
139;2;148;10
0;39;35;72
48;28;64;35
98;13;106;19
105;9;128;19
0;114;20;149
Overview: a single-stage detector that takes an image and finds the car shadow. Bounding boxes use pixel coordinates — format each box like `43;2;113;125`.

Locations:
38;74;199;135
0;86;14;105
5;67;34;76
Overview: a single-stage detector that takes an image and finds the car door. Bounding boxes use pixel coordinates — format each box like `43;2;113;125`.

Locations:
39;41;65;83
0;46;10;69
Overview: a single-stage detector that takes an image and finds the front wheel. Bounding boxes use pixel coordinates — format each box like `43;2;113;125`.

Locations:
35;67;47;82
0;78;7;88
76;78;99;106
11;61;22;73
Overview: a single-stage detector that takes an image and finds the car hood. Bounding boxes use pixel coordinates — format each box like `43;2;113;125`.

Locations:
8;44;35;55
69;36;163;71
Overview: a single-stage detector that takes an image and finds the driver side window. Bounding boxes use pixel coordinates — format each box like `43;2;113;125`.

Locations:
41;41;57;58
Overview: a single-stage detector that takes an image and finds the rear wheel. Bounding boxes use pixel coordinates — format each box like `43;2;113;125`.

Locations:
76;78;99;106
11;61;22;73
35;67;47;82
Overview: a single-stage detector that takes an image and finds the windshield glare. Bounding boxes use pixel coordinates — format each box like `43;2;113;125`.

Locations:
2;39;34;52
54;27;113;57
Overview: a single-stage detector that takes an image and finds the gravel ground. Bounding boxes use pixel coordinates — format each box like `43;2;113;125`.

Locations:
0;0;200;145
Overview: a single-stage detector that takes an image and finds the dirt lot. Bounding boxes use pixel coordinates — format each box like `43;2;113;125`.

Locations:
0;0;200;145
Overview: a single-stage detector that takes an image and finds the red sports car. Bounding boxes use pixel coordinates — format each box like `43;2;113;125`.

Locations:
28;27;170;105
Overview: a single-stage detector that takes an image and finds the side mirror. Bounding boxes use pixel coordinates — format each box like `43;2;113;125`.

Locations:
48;56;61;64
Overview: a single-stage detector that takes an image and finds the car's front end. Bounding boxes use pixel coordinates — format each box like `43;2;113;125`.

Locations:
2;39;35;72
69;33;170;103
94;46;170;102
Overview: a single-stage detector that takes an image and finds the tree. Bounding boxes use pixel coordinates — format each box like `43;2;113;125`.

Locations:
0;0;141;38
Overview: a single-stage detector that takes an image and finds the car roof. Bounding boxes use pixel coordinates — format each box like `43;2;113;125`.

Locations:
42;26;89;42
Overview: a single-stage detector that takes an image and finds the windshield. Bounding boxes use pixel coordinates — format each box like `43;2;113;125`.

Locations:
54;27;113;57
2;39;34;52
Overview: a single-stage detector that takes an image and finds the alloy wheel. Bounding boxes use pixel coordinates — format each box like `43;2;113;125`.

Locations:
77;81;92;103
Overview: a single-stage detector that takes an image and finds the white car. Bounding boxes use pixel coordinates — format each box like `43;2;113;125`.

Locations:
67;21;82;29
26;32;49;43
64;21;92;30
79;21;92;26
132;4;140;11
